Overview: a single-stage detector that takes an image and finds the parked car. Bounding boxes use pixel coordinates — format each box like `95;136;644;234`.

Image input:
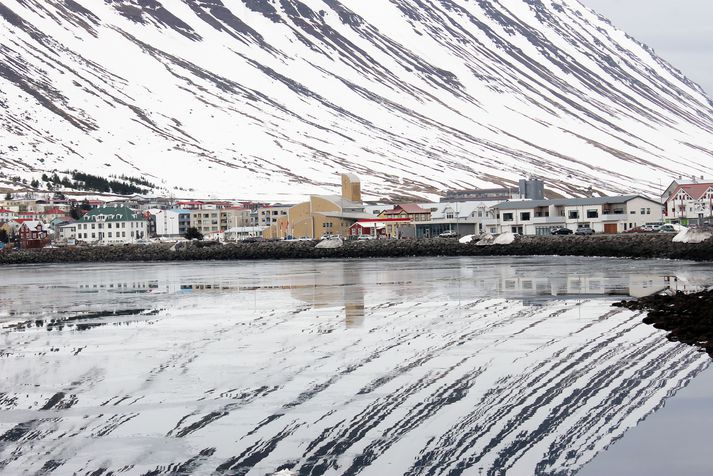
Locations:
357;234;375;240
550;227;573;235
575;226;594;235
658;224;678;233
438;230;458;238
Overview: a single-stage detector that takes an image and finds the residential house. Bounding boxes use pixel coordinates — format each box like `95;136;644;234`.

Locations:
662;178;713;226
224;226;265;241
58;223;78;242
41;208;69;222
74;206;148;244
348;221;390;239
18;221;49;249
491;195;663;235
378;204;431;222
414;201;494;238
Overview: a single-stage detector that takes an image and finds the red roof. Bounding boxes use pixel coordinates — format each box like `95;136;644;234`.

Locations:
672;183;713;200
357;217;410;223
0;209;13;213
383;203;430;215
177;201;205;205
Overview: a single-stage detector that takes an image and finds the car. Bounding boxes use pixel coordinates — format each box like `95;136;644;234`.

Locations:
550;227;573;235
438;230;458;238
658;224;678;233
357;234;375;240
575;226;594;235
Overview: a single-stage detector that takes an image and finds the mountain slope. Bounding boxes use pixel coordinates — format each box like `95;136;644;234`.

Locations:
1;0;712;200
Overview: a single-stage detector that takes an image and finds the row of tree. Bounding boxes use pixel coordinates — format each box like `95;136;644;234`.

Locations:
40;172;153;195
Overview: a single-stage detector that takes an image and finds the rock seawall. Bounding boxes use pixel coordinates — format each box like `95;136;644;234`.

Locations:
1;234;712;265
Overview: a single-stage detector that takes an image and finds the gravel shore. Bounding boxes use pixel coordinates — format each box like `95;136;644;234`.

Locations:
0;233;712;265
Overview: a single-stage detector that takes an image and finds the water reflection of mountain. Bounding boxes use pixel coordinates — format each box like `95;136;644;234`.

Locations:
1;258;713;475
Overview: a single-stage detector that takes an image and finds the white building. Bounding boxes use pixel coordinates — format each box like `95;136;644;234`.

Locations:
661;179;713;226
153;209;191;237
491;195;663;235
73;206;148;244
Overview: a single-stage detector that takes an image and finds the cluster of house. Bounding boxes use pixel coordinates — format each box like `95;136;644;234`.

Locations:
0;175;711;249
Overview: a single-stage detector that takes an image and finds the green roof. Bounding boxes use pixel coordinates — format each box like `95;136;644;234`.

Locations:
81;206;143;222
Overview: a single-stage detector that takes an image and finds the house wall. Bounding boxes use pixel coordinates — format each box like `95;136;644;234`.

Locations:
664;188;713;224
73;220;148;244
288;201;314;239
190;210;220;235
154;210;190;236
494;197;662;235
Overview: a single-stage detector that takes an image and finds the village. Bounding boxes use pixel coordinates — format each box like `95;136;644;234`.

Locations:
0;174;710;251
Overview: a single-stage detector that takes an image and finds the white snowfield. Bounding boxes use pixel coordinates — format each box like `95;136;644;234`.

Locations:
1;0;712;200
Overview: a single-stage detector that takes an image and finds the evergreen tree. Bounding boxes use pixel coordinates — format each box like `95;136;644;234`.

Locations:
30;179;40;188
4;192;11;200
185;227;203;240
0;229;8;244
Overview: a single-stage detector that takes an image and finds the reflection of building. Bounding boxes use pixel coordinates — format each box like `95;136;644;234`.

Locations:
289;263;365;328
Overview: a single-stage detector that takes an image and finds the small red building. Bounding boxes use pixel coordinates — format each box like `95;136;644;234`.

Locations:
348;218;411;239
18;221;49;249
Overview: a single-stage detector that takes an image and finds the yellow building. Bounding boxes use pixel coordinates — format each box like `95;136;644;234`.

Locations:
265;173;372;240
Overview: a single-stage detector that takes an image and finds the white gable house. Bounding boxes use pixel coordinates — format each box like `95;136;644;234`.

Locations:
73;207;148;244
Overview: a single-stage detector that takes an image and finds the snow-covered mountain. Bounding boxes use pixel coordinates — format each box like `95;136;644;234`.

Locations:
1;0;712;201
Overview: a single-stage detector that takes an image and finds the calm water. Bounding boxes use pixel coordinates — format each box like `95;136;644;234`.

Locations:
0;256;712;475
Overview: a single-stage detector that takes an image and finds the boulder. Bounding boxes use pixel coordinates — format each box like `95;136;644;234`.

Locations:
672;227;712;244
315;237;343;249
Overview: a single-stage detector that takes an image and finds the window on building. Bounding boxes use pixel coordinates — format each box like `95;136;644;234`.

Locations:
586;209;598;218
108;232;112;238
520;212;531;221
646;208;651;214
568;210;579;219
640;208;646;214
502;213;514;221
92;233;95;238
630;210;636;214
98;223;103;229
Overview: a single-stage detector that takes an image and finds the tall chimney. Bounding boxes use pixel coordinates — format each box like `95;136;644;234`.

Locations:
341;173;361;202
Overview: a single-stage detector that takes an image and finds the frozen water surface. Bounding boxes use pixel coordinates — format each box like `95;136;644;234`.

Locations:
1;256;712;475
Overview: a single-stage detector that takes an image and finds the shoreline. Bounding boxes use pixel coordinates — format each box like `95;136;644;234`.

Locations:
615;289;713;357
1;234;712;265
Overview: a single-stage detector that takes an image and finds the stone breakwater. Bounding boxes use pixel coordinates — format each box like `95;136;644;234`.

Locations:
615;290;713;357
1;234;712;265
